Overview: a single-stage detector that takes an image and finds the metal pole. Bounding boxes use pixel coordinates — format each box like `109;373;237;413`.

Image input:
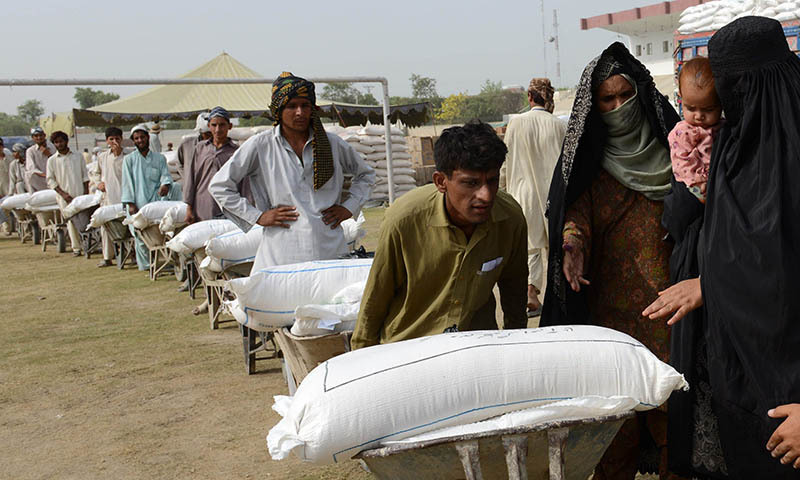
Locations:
381;79;395;204
0;76;389;86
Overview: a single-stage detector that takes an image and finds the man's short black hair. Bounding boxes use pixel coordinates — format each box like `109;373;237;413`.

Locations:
434;120;507;177
105;126;123;138
50;130;68;143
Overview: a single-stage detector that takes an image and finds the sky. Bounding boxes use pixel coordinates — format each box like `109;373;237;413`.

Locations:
0;0;651;116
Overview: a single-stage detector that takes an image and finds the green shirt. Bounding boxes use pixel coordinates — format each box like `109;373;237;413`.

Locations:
351;184;528;349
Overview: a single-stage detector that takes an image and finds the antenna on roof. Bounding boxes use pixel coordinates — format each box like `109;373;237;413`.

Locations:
541;0;548;78
552;9;561;87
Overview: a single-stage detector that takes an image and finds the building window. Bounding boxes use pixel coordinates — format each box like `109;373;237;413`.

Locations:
663;40;670;53
636;45;642;56
647;43;652;55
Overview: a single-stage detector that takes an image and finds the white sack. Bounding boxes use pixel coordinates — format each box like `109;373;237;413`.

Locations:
372;142;408;153
365;152;386;161
290;303;360;337
375;159;413;169
166;219;238;255
88;204;125;228
351;143;375;154
357;135;386;146
27;189;59;208
204;225;264;271
226;258;373;331
267;325;689;464
62;191;103;219
158;202;189;233
389;152;412;160
1;193;32;210
124;201;185;229
358;124;404;136
164;150;179;166
341;212;366;248
375;168;416;177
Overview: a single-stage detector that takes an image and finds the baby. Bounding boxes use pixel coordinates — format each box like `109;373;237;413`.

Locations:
668;56;723;203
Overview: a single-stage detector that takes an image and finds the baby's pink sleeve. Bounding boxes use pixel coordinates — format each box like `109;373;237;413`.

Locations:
668;121;708;187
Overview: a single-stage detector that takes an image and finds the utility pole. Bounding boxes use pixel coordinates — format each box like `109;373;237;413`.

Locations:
541;0;548;78
553;9;562;87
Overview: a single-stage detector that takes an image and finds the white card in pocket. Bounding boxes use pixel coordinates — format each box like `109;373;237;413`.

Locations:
480;256;503;273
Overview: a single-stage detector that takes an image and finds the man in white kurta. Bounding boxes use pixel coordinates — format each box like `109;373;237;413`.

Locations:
26;127;56;192
0;138;12;198
96;127;126;266
46;131;89;254
9;144;28;195
209;72;375;273
500;77;566;313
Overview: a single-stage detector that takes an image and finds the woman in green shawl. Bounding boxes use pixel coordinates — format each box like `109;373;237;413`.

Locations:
541;43;681;479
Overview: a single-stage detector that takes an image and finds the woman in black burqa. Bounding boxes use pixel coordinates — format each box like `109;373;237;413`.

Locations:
645;16;800;478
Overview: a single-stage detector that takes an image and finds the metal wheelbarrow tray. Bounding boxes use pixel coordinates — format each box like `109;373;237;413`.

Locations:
355;411;634;480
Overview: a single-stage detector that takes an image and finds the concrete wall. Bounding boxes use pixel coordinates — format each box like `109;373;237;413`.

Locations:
628;31;676;76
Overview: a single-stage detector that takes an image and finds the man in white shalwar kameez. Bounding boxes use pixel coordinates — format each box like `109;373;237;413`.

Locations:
209;72;375;273
46;130;89;255
95;127;126;267
500;77;566;313
26;126;55;192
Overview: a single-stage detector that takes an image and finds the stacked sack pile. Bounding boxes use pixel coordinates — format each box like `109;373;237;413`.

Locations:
337;123;417;201
678;0;800;34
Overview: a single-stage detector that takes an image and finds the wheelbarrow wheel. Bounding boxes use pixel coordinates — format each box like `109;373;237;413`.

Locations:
32;224;41;245
57;228;66;253
175;256;187;282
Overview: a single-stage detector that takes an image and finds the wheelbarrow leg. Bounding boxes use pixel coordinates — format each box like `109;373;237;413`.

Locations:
455;441;484;480
502;434;529;480
547;427;569;480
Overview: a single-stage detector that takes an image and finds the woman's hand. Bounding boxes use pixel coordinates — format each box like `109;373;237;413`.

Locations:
767;404;800;469
642;277;702;325
562;244;590;292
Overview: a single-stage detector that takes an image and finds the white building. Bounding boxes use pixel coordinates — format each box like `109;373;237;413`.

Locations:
581;0;706;77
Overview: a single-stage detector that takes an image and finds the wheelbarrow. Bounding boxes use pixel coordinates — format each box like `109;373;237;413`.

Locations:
68;206;101;259
11;208;39;244
355;411;634;480
34;206;66;253
136;224;173;280
194;250;252;330
103;218;135;269
274;327;352;394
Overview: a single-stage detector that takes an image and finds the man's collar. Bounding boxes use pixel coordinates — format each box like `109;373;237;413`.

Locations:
275;124;314;145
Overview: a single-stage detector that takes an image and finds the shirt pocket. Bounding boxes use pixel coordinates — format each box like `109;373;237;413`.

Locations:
147;166;161;183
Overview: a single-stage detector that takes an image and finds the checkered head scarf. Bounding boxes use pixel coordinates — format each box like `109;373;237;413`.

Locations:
528;78;555;113
270;72;334;190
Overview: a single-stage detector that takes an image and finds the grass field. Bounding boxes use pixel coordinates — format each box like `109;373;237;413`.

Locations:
0;209;386;480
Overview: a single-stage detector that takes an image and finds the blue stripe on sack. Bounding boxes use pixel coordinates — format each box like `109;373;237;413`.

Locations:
253;263;370;275
330;396;654;462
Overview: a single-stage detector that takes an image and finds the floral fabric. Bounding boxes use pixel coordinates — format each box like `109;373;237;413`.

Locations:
563;169;672;362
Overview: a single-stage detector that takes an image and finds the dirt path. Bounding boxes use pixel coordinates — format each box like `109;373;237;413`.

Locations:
0;234;370;479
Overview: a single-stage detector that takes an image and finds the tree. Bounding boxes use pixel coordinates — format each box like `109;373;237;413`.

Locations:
0;113;32;135
320;82;379;105
17;99;44;124
410;74;439;100
73;88;120;109
436;93;469;123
